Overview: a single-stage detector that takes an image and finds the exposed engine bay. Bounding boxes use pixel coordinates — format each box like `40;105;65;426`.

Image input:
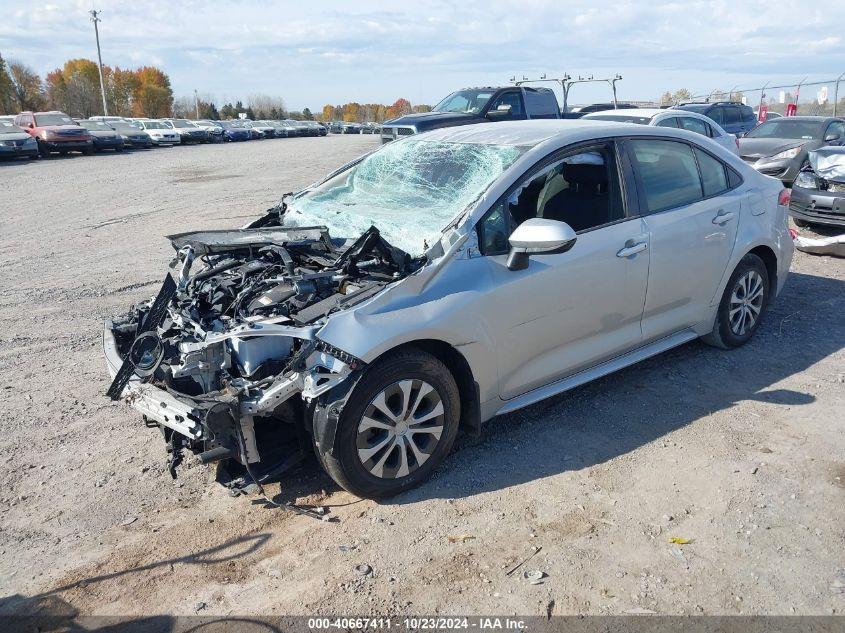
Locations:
104;214;419;491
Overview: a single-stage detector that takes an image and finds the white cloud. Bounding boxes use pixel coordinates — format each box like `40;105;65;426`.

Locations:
1;0;844;109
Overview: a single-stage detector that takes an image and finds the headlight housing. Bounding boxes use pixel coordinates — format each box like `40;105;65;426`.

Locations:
793;171;818;190
770;147;802;161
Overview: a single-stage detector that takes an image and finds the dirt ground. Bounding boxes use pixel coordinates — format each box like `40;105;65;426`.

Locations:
1;135;843;619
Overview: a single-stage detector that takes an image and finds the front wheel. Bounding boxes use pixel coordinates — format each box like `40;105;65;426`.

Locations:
702;254;769;349
317;349;460;498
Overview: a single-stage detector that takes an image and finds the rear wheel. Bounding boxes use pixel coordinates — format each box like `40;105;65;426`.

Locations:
702;254;769;349
317;349;460;498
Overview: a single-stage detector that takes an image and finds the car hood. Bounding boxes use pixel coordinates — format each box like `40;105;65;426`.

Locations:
809;146;845;183
738;137;817;159
385;111;476;128
89;130;121;138
0;131;32;141
41;125;89;134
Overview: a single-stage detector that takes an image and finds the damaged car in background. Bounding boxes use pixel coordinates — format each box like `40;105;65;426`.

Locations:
790;145;845;230
105;121;793;499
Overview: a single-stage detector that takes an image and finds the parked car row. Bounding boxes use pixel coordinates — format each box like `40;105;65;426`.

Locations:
0;111;330;161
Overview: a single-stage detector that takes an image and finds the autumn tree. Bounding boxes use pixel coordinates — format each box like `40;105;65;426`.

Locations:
0;54;15;114
109;67;138;117
45;58;103;117
385;98;411;120
133;66;173;117
8;60;45;111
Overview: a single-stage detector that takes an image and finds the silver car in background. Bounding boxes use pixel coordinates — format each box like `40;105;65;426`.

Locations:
582;107;739;155
104;120;792;499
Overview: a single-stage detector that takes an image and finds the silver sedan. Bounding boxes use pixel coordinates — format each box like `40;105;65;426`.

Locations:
105;120;793;499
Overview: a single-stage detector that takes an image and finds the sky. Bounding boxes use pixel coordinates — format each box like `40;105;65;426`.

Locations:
2;0;845;111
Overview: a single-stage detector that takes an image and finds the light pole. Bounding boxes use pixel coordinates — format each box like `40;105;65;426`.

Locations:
194;89;199;119
89;9;108;116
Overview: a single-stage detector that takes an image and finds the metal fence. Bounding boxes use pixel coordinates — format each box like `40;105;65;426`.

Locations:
688;76;845;117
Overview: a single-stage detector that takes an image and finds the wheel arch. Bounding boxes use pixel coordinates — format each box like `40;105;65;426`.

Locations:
747;244;778;302
311;338;482;459
370;339;482;434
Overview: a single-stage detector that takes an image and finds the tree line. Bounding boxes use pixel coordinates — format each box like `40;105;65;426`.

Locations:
0;54;174;118
1;53;431;122
320;99;431;123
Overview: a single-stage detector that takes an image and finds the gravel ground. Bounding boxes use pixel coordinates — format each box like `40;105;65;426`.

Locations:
0;135;843;620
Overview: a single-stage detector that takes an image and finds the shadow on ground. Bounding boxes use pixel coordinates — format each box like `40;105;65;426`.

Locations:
390;270;845;503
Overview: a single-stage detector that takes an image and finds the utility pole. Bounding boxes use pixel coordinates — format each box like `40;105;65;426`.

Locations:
194;89;199;119
89;9;108;116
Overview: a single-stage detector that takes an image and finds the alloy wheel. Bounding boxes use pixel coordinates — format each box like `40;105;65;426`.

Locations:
356;379;445;479
729;270;765;336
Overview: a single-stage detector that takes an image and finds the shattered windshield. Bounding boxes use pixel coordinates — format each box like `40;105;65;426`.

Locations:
284;139;525;256
433;90;495;114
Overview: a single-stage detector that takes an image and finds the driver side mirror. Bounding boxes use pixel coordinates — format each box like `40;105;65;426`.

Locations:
824;133;841;143
506;218;577;271
487;104;512;120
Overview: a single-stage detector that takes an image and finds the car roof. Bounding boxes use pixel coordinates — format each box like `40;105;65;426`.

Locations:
761;115;836;122
416;119;669;147
584;108;664;118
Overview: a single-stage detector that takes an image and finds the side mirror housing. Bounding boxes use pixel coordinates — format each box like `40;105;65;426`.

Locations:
506;218;577;271
486;104;512;120
824;133;841;143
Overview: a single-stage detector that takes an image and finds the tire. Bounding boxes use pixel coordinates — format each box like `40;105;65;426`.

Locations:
792;218;809;228
702;254;770;349
317;348;460;499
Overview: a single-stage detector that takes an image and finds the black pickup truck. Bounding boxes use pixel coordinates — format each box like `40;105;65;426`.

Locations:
380;86;560;143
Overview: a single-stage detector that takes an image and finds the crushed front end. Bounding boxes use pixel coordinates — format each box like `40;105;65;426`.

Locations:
104;223;412;491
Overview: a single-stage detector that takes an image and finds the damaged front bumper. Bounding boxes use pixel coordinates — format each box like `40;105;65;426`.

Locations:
104;314;357;471
102;223;413;488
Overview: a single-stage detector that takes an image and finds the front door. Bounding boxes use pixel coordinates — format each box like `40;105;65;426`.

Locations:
475;142;650;400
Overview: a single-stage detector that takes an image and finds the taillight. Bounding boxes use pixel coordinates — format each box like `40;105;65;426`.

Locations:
788;227;798;239
778;189;791;206
735;136;740;149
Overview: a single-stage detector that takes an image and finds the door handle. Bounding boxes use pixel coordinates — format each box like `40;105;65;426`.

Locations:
616;241;648;258
712;210;735;225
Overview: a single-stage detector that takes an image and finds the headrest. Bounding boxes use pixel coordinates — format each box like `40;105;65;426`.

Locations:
561;163;606;186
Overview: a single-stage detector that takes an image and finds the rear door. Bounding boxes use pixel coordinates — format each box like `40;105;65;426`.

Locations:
625;138;741;341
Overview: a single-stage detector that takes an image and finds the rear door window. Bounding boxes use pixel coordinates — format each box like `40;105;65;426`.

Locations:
708;108;725;125
678;116;709;137
694;148;728;196
723;107;742;126
655;117;680;128
523;90;559;118
629;139;704;213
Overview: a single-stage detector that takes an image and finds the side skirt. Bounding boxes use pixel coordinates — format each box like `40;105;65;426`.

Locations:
494;329;699;416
